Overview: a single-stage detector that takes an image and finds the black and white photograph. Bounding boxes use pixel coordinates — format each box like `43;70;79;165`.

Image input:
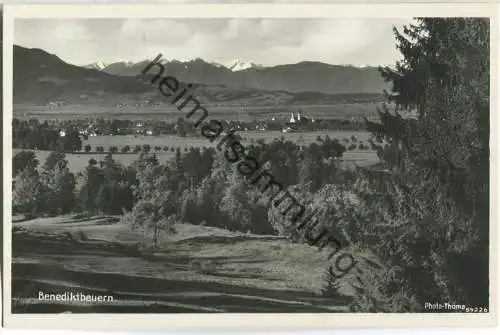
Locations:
1;2;496;329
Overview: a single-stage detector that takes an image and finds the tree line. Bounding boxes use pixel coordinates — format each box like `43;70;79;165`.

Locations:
12;115;368;150
13;119;82;152
12;135;347;223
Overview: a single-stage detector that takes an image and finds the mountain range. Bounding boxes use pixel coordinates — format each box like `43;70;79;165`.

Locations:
84;57;388;95
84;59;262;73
14;45;386;108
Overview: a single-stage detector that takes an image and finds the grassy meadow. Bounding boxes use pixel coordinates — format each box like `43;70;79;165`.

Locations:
82;131;373;149
12;150;176;174
12;214;355;313
13;130;378;174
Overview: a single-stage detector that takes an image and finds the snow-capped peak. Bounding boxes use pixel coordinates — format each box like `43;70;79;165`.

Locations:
83;61;108;70
210;61;225;68
227;59;262;72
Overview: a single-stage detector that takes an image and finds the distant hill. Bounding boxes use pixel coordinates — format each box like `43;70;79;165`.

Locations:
100;57;389;95
14;45;154;105
13;45;385;108
236;61;388;94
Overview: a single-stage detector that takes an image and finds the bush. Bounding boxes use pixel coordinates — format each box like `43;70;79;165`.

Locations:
13;151;39;177
12;169;42;218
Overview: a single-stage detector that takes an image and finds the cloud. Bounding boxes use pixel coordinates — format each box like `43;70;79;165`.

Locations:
51;22;90;41
120;19;192;46
15;18;412;66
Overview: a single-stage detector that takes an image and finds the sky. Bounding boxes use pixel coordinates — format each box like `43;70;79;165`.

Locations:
14;18;412;67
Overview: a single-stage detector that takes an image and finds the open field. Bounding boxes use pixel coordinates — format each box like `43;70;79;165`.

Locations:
14;103;381;122
12;215;355;313
13;148;378;177
13;130;378;174
19;151;378;175
12;150;176;174
82;130;373;149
